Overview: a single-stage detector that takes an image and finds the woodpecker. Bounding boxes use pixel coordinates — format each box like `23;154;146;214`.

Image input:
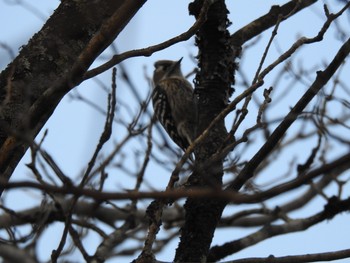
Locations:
152;58;196;153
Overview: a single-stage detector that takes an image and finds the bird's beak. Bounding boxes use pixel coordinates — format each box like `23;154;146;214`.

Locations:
175;57;183;67
169;57;183;73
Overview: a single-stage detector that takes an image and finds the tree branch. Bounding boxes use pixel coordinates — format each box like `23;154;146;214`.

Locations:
231;0;317;46
84;0;213;80
226;248;350;263
0;0;146;195
208;196;350;261
230;36;350;191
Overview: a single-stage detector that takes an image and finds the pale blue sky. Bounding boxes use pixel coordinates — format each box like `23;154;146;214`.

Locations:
0;0;349;262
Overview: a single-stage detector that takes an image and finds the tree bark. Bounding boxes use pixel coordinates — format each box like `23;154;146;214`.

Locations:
0;0;146;194
174;0;236;261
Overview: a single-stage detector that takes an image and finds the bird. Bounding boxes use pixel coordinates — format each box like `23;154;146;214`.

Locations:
152;58;197;154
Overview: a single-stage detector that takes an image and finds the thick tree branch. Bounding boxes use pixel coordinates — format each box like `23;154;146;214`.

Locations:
231;0;317;46
0;0;146;195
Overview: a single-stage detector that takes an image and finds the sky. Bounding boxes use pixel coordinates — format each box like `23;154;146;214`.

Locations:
0;0;350;262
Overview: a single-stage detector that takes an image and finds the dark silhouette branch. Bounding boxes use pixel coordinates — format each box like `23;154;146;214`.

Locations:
208;196;350;261
231;0;317;46
83;0;213;80
230;36;350;192
0;0;146;195
1;152;349;204
225;248;350;263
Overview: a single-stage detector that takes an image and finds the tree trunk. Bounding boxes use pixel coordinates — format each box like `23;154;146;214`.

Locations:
174;0;237;261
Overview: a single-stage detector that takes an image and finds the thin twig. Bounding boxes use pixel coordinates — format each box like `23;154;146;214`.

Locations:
172;2;350;180
82;67;117;186
83;0;215;80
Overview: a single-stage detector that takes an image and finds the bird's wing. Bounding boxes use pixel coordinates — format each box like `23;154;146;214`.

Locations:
152;84;189;151
164;78;196;144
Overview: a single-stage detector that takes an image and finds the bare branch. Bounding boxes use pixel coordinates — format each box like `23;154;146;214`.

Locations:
208;196;350;261
0;244;37;263
230;35;350;191
231;0;318;46
226;248;350;263
83;0;215;80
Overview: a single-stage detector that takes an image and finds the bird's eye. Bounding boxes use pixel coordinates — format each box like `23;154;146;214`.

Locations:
161;65;169;71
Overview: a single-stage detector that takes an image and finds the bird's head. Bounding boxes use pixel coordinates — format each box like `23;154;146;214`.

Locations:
153;58;183;86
